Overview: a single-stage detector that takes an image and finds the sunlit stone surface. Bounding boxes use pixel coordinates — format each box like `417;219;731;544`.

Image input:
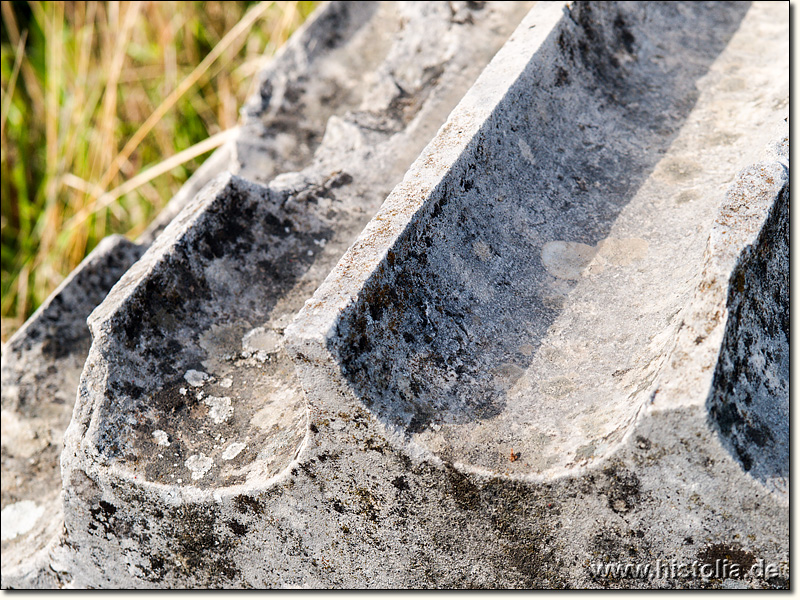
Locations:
1;1;788;589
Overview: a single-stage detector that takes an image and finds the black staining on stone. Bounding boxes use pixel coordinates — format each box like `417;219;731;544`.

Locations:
335;186;521;437
238;1;381;179
557;30;576;63
5;3;785;589
263;212;288;238
392;476;410;491
743;418;772;448
363;437;387;454
93;176;328;476
554;66;570;87
147;555;166;582
696;544;756;579
152;385;192;417
613;13;635;54
307;1;355;54
89;500;118;536
333;2;751;459
95;426;124;462
234;494;264;515
734;269;746;293
354;487;381;523
164;503;241;585
164;338;183;355
98;500;118;516
82;491;170;582
764;576;790;590
228;519;248;536
602;463;641;514
406;408;437;435
458;163;477;193
298;462;318;480
117;254;213;370
109;380;144;401
592;527;623;561
563;1;749;137
499;539;563;589
444;464;481;512
707;183;788;488
735;446;753;473
2;240;144;519
590;525;653;577
38;330;84;362
198;193;257;260
478;480;566;588
572;3;634;89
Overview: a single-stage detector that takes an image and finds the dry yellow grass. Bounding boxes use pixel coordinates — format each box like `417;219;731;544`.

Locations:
1;1;317;341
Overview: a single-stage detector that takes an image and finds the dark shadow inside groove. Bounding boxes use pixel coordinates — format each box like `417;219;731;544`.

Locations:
334;1;752;468
707;181;789;497
83;2;535;489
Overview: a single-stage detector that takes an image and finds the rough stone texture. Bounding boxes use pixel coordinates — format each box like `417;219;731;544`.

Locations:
1;0;532;587
707;164;789;498
1;236;144;585
0;0;789;589
141;1;530;242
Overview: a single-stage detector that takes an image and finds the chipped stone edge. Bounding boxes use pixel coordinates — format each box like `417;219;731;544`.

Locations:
285;1;789;491
648;118;789;415
138;0;343;244
60;173;313;502
1;235;141;356
285;1;569;357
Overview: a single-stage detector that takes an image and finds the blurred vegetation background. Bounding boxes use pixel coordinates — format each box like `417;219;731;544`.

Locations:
0;0;317;342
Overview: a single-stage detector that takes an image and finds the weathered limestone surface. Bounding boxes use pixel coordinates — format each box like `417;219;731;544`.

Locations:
1;235;144;586
2;0;533;587
1;0;789;589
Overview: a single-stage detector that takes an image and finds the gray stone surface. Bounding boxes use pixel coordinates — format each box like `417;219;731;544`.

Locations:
1;235;144;586
0;0;789;589
1;0;532;587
